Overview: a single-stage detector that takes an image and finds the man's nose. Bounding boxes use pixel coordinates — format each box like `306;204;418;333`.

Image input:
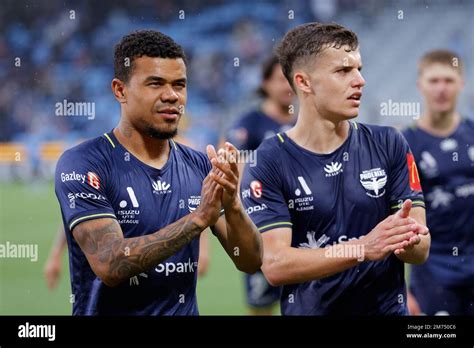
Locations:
161;85;179;103
353;70;365;88
434;81;449;93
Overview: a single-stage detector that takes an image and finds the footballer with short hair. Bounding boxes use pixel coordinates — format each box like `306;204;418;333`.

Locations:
241;22;431;315
404;49;474;315
55;30;263;315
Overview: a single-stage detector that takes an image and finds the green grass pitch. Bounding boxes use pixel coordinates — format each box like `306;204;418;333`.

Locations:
0;181;250;315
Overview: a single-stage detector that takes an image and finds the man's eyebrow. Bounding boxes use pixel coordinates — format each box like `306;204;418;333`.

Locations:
144;76;187;83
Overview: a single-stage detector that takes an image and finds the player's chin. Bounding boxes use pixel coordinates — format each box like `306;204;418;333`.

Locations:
338;101;360;119
146;123;179;139
341;108;359;119
433;103;454;113
162;123;179;136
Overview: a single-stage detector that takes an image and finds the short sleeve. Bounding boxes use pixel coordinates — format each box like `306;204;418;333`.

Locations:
240;150;292;233
55;150;116;232
387;128;425;213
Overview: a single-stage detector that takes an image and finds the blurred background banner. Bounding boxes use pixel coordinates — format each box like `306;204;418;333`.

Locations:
0;0;472;314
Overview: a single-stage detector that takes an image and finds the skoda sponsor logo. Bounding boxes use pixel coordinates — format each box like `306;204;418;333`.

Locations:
67;192;106;201
246;203;267;215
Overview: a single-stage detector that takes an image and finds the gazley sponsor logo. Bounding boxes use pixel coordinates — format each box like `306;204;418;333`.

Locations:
61;171;86;183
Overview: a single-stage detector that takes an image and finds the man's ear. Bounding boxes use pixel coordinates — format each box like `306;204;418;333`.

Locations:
294;71;312;94
111;78;127;103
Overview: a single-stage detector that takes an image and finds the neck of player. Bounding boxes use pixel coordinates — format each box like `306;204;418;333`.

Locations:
114;121;171;170
286;106;351;154
418;109;461;137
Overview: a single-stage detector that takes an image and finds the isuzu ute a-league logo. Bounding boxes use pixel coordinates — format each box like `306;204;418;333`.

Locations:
359;168;387;198
288;176;314;211
118;187;140;225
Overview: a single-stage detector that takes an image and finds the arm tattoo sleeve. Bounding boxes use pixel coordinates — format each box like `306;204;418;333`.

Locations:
75;215;203;285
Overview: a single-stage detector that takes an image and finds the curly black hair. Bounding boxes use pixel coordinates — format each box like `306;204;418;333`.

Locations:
114;30;187;83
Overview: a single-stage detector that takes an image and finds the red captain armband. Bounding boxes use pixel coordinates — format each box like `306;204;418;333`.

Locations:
406;153;422;191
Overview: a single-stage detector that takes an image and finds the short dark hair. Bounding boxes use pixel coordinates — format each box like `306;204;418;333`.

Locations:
257;55;280;98
114;30;187;83
276;22;359;90
418;49;463;76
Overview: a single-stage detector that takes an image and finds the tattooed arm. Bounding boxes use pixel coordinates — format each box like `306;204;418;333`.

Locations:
72;174;222;287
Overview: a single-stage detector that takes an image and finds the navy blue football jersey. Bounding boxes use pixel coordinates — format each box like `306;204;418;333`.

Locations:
241;121;425;315
227;109;294;151
55;131;212;315
403;119;474;287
